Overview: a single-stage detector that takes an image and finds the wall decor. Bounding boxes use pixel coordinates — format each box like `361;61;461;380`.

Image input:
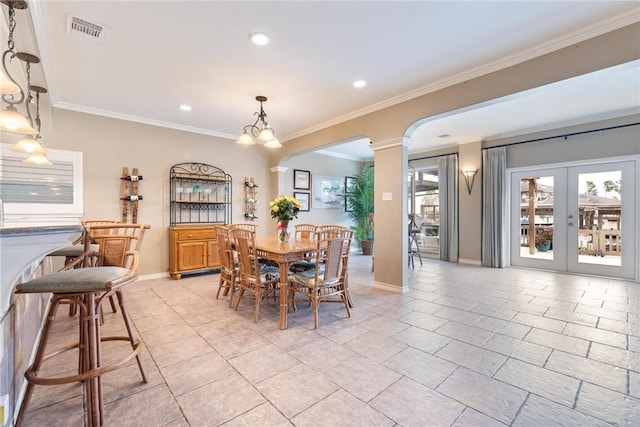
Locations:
294;192;310;211
312;174;344;209
293;169;311;190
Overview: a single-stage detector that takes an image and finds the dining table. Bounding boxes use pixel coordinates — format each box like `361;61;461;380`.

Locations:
253;236;317;330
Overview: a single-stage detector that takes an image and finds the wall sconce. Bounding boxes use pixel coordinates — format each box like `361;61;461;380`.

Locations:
460;169;478;195
235;95;281;148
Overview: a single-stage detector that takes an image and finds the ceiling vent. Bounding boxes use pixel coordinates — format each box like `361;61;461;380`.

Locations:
67;15;105;41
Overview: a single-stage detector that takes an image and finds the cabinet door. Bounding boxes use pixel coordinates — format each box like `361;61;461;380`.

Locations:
207;239;221;268
177;241;208;270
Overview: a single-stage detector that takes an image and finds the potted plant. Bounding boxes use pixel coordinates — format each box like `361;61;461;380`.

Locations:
345;165;374;254
535;227;553;252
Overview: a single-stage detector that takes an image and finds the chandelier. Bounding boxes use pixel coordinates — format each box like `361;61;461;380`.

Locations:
1;0;52;165
235;95;281;148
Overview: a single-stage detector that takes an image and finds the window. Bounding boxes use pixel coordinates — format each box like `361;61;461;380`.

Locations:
0;143;83;226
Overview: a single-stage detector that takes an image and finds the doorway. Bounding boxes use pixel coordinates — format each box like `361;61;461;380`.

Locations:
510;159;636;280
408;166;440;258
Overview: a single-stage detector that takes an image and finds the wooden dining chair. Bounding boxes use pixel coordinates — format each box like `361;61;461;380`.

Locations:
213;225;240;306
230;223;258;232
230;227;280;322
294;223;317;240
288;228;353;329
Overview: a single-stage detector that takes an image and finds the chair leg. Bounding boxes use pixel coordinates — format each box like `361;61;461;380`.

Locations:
114;290;147;382
16;297;62;427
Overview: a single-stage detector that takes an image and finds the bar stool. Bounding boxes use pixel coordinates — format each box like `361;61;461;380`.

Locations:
15;266;147;427
408;214;422;268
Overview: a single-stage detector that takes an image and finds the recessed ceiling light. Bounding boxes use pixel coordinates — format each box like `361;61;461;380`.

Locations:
353;80;366;88
249;32;270;46
179;105;192;111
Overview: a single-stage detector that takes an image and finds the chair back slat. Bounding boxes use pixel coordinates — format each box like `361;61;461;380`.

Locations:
213;225;234;273
87;224;149;270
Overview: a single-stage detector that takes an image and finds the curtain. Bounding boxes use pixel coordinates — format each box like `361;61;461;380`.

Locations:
438;154;458;262
482;146;507;267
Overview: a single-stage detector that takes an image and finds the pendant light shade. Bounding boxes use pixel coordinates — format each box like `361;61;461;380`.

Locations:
23;151;53;165
11;135;45;153
0;106;38;135
236;131;255;145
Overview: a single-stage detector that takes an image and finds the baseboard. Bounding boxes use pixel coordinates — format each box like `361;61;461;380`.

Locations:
373;281;410;293
138;272;170;281
458;258;482;266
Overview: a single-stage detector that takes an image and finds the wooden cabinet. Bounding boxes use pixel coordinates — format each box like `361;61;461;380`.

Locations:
168;225;220;279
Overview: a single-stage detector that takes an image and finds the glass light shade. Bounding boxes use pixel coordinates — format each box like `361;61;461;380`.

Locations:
264;137;282;148
0;107;38;135
0;68;21;95
257;127;275;143
11;136;45;153
235;131;255;145
23;151;53;166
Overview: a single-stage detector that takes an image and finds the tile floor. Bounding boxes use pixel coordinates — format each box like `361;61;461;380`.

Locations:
20;255;639;426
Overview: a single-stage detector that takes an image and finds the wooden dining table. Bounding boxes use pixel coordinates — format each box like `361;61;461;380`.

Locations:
253;236;317;330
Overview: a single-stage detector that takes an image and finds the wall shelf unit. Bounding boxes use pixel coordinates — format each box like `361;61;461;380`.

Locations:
169;163;232;225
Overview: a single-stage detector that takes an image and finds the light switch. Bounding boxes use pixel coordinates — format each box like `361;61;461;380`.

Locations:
382;192;392;201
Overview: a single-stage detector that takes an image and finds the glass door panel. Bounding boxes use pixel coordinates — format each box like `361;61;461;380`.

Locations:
510;168;567;271
567;161;635;279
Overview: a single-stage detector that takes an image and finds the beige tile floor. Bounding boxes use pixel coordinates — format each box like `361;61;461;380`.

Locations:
20;255;639;426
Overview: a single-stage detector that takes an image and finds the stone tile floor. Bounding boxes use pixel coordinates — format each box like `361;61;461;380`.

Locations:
21;255;639;426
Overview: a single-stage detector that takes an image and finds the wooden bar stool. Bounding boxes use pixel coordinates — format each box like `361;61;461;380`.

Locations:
14;266;147;427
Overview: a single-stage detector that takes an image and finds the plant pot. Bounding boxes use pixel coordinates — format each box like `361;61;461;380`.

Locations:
361;239;374;255
536;241;551;252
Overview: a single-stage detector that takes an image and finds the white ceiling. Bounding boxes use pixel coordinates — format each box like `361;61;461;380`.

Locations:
7;1;640;160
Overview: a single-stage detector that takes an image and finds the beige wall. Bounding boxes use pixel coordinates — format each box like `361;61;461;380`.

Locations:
34;110;362;276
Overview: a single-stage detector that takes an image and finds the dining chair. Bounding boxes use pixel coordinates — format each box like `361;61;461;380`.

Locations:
230;227;280;322
230;223;258;232
213;225;240;306
294;223;317;240
288;228;353;329
289;223;319;273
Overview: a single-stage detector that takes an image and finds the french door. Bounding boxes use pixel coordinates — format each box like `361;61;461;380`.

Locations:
510;159;636;280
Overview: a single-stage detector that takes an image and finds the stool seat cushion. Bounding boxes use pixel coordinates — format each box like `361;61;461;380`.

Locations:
16;267;136;294
48;244;99;257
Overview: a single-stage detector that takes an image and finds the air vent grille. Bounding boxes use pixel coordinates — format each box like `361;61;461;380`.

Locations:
67;15;104;41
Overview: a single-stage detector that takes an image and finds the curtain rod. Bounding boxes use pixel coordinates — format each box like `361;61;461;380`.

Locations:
409;152;458;162
482;122;639;150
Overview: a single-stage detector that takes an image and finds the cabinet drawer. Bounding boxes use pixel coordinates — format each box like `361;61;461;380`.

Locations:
176;229;213;241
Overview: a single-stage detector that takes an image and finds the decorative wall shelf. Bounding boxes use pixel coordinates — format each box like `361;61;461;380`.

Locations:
169;163;232;226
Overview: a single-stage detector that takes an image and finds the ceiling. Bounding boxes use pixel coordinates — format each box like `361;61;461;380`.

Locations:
7;1;640;160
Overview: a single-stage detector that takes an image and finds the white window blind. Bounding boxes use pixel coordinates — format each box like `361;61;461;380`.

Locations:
0;144;83;226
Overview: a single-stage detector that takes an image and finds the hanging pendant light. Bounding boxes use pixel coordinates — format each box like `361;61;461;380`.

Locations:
236;96;281;148
0;1;39;136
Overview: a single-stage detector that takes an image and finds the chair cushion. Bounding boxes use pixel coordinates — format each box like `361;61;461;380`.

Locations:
16;267;135;294
290;266;340;288
259;266;281;281
48;244;99;257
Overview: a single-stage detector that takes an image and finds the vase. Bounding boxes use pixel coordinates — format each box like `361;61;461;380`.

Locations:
277;221;290;242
